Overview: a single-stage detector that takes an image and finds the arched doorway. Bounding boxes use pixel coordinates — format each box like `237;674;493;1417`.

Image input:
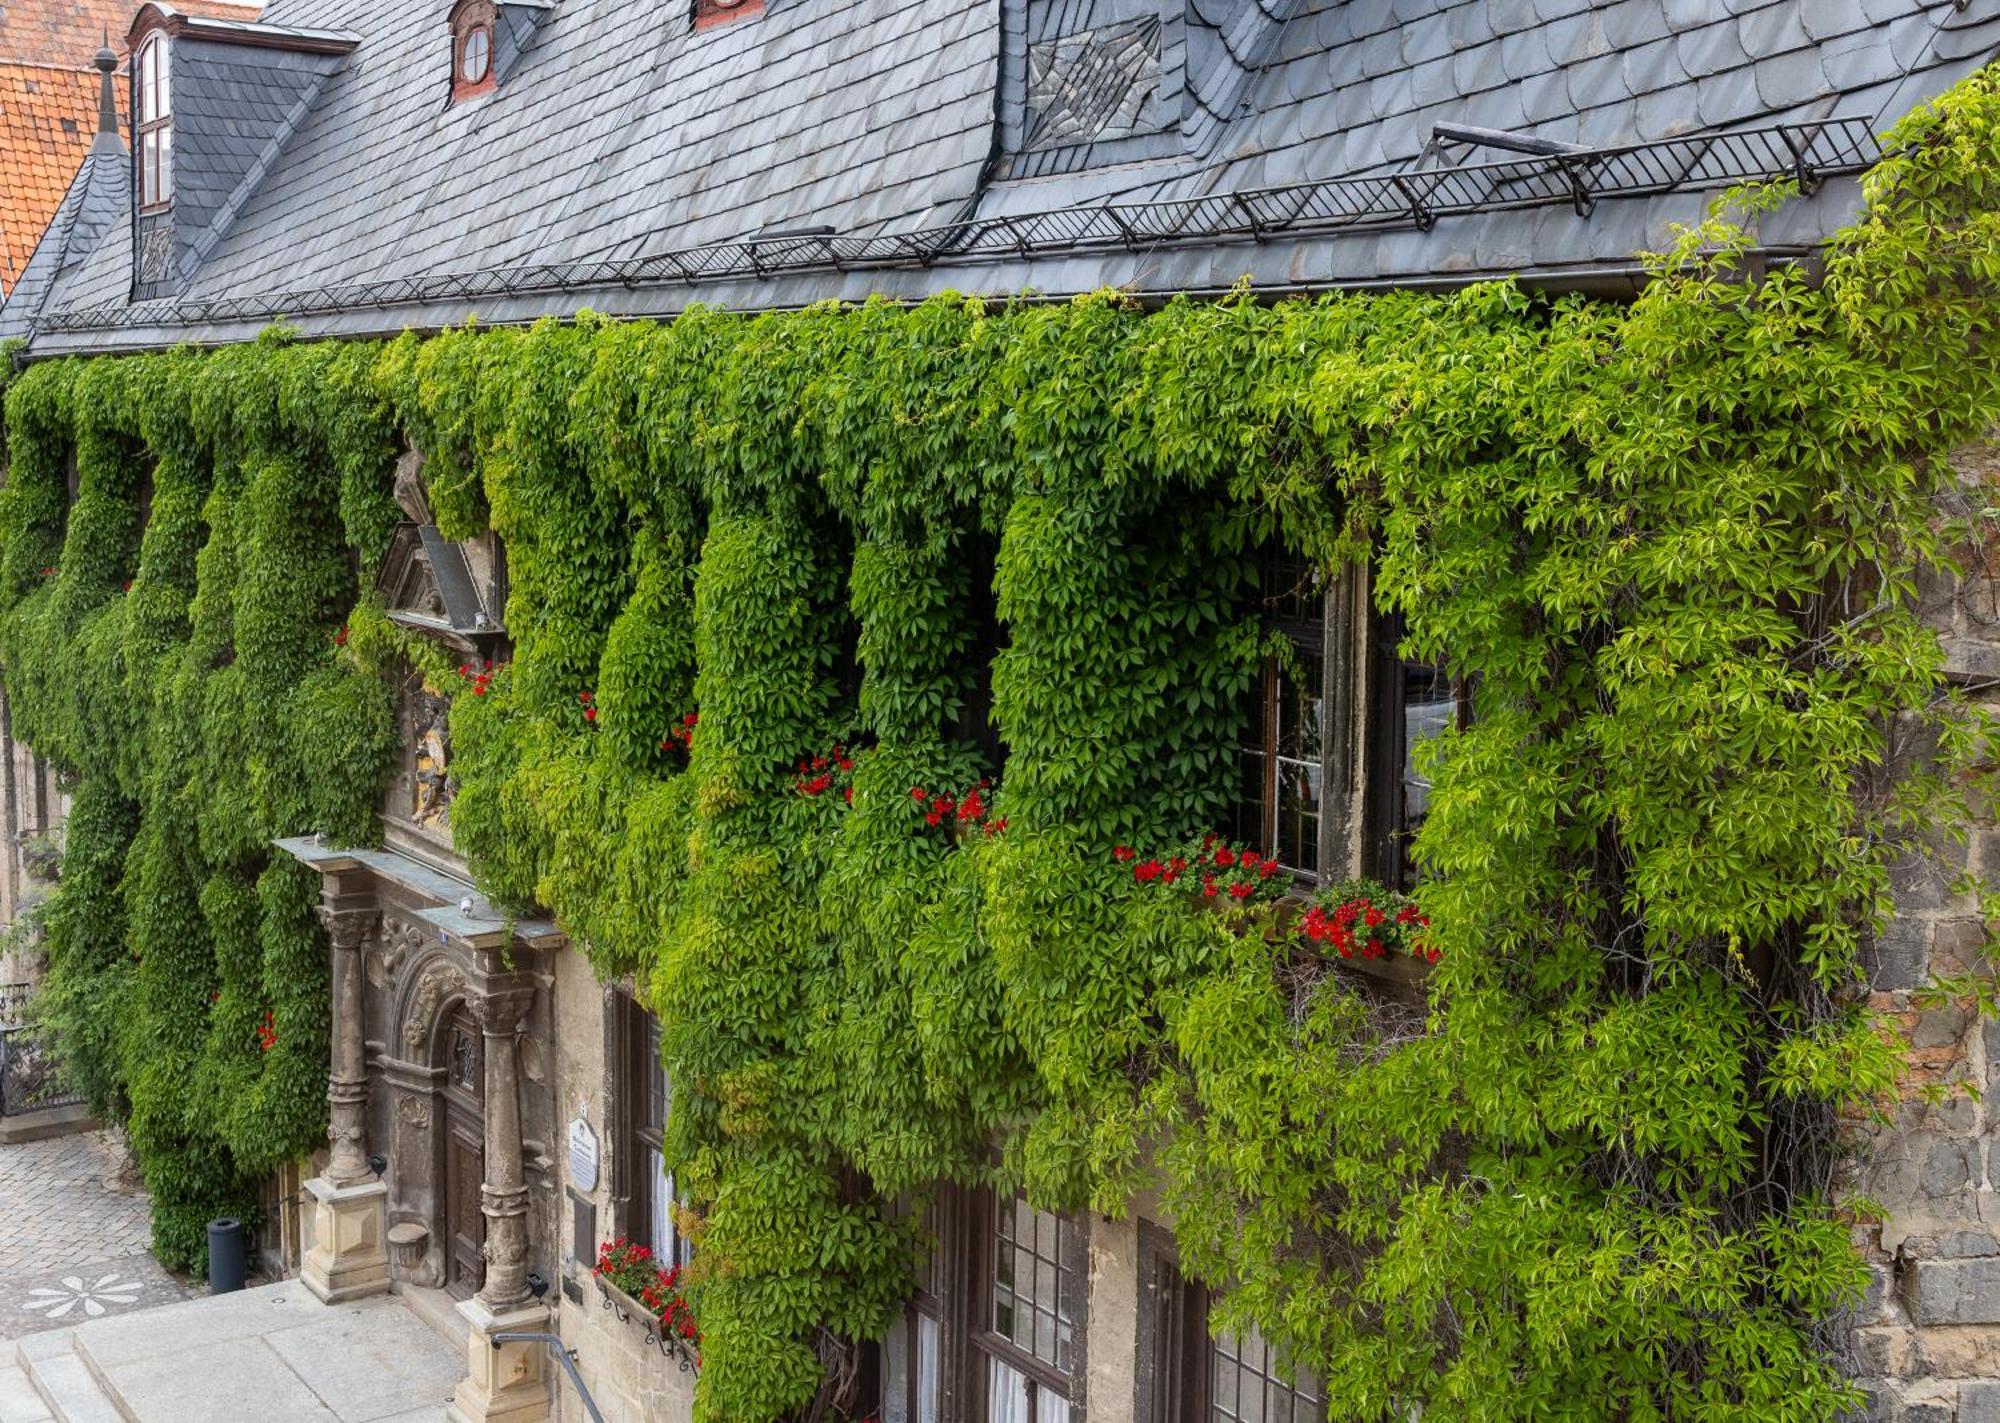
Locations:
438;999;485;1300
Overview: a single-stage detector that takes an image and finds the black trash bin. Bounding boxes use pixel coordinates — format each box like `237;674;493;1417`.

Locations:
207;1217;247;1295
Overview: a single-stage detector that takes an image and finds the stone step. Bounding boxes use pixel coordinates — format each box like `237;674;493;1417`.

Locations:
13;1338;123;1423
0;1362;57;1423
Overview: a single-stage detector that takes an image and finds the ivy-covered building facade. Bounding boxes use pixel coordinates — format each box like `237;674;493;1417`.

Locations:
2;2;2000;1422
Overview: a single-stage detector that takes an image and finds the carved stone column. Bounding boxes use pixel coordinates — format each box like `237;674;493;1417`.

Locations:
475;985;536;1311
300;890;391;1305
450;983;549;1423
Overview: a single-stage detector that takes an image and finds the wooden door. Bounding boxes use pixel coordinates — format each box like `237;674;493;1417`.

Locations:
442;1004;485;1301
444;1111;484;1299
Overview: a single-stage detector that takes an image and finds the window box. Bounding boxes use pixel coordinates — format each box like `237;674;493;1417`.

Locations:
596;1273;699;1375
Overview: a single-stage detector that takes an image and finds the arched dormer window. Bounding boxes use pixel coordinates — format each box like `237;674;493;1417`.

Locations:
136;32;171;209
450;0;498;102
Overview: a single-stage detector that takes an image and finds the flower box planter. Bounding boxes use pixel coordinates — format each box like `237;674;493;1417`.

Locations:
596;1275;699;1375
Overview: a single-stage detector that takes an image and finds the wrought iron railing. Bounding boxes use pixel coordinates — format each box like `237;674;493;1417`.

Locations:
0;984;84;1116
33;118;1885;336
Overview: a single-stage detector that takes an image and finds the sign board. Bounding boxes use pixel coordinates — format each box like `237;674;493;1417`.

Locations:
567;1112;599;1193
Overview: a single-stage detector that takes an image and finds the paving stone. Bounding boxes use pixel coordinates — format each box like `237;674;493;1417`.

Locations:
0;1132;181;1340
94;1335;340;1423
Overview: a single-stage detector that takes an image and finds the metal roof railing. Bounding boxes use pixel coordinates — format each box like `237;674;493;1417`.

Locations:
36;118;1885;336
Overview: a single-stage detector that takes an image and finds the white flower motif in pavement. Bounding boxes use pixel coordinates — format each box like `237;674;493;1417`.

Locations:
23;1273;143;1319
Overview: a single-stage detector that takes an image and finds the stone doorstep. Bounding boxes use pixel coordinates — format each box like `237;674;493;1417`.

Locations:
392;1284;473;1353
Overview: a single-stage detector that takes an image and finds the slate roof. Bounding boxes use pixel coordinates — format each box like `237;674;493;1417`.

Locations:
7;0;2000;354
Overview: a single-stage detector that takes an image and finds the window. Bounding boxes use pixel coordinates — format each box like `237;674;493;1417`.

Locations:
1234;554;1331;880
879;1200;947;1423
1369;611;1462;889
1139;1225;1324;1423
449;0;498;101
1233;553;1465;893
694;0;764;30
874;1187;1087;1423
976;1196;1083;1421
618;992;689;1269
459;25;490;85
135;33;171;209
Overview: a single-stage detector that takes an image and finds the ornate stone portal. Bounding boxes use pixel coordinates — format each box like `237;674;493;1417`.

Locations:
280;448;564;1423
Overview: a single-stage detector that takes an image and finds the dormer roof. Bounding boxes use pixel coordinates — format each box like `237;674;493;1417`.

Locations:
126;4;358;55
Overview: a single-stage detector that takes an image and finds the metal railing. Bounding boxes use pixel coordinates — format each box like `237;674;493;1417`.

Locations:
0;983;84;1117
34;118;1885;336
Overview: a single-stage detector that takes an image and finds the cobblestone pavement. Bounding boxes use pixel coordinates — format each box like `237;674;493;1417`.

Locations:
0;1131;186;1340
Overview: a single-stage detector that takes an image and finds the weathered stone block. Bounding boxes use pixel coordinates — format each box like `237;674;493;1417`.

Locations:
1921;1139;1978;1198
1960;1380;2000;1423
1868;920;1935;992
1942;636;2000;682
1904;1257;2000;1326
1912;1004;1974;1051
1932;917;1992;976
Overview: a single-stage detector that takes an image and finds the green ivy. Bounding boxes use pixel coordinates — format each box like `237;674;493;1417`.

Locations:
4;65;2000;1421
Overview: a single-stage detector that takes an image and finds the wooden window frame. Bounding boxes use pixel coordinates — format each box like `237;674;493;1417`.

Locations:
874;1185;1088;1423
1137;1224;1323;1423
614;989;686;1268
965;1189;1087;1422
135;33;172;212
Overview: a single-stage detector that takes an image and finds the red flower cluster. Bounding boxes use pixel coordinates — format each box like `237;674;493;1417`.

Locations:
456;660;501;697
333;625;349;648
796;745;857;801
255;1009;276;1053
1299;880;1438;963
37;567;53;578
659;711;698;756
579;690;598;724
911;780;1004;836
594;1239;699;1347
1124;834;1287;904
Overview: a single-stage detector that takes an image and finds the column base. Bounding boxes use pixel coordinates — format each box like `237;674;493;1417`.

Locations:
299;1176;390;1304
448;1298;552;1423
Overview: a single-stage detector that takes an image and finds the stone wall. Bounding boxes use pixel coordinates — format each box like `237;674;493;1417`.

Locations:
1850;437;2000;1422
549;945;697;1423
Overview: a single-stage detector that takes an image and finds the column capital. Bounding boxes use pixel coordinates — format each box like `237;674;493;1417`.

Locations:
316;903;379;952
470;986;535;1036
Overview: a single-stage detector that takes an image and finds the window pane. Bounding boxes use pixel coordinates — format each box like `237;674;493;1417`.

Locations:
1211;1324;1323;1423
158;125;172;203
1276;653;1324;760
988;1359;1030;1423
140;42;156;123
157;43;169;117
645;1150;671;1259
1274;758;1319;875
1399;663;1454;883
916;1314;940;1423
991;1197;1077;1373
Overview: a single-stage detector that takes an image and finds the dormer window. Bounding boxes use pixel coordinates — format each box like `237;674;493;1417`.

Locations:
136;33;171;209
694;0;763;31
450;1;498;101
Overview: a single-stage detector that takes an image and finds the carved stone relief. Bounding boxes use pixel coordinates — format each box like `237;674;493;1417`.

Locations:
1026;16;1163;150
402;959;471;1055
